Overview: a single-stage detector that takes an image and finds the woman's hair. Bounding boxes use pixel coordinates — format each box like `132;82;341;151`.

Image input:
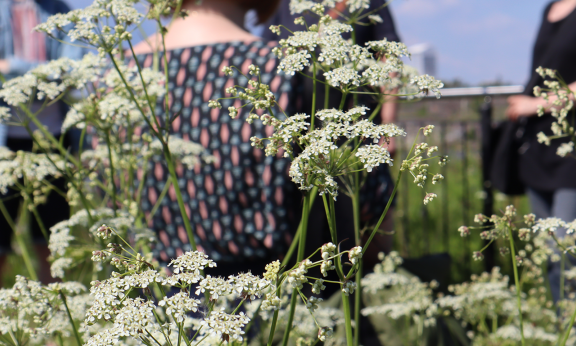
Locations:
235;0;281;23
185;0;281;24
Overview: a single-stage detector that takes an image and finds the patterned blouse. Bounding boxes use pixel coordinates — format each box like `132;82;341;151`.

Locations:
135;41;299;267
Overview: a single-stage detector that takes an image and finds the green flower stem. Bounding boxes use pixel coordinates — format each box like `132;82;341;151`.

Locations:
362;170;401;256
28;201;49;241
107;51;198;252
352;174;361;346
20;106;95;222
311;61;317;130
266;310;279;346
281;293;299;346
163;145;197;251
354;263;362;346
561;304;576;346
104;132;118;214
342;293;355;346
0;199;37;281
281;187;318;268
322;195;345;279
59;290;83;346
127;40;162;131
145;179;172;225
507;225;525;346
281;192;311;346
325;83;330;109
561;252;566;303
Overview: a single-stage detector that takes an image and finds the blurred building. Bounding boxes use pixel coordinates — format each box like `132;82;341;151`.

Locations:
406;43;437;76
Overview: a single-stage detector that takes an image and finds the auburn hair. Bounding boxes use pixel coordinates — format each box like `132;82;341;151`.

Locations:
235;0;281;23
185;0;281;24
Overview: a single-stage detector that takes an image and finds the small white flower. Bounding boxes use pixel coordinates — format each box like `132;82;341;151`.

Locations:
342;281;356;296
423;193;437;205
158;292;200;323
349;246;363;265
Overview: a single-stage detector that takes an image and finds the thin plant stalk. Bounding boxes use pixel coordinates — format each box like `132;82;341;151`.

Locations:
26;197;49;241
0;199;37;281
352;172;361;346
362;171;401;255
107;53;198;251
341;293;354;346
561;304;576;346
507;225;525;346
280;192;311;346
266;310;279;346
163;148;197;251
59;290;83;346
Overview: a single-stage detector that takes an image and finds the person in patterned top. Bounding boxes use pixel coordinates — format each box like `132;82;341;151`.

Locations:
131;0;296;276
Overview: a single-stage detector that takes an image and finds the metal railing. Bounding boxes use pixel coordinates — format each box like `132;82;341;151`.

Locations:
395;85;525;281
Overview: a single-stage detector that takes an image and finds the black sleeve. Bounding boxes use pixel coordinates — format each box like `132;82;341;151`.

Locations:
53;0;71;14
261;0;292;41
369;0;401;42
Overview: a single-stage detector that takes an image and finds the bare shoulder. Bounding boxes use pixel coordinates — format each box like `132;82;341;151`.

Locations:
130;34;162;55
547;0;576;23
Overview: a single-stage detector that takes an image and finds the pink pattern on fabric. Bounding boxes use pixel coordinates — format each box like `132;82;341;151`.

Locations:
11;0;46;62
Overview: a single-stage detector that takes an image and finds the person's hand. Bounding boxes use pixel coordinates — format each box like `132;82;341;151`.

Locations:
378;136;396;158
386;137;396;158
0;59;9;74
506;95;542;121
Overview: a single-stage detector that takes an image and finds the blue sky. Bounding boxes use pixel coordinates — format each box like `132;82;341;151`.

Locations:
65;0;553;86
389;0;551;85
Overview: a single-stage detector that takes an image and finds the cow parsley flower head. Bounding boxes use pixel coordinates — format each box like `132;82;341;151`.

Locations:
410;75;444;99
532;217;565;233
168;251;216;275
324;66;361;88
158;292;200;323
349;246;363;265
355;145;392;172
201;309;250;343
50;257;73;279
195;275;234;300
278;50;312;75
262;292;282;311
228;272;271;301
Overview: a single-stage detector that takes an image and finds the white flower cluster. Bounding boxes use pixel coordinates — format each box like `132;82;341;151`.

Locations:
288;259;313;289
532;217;576;234
321;242;337;277
348;246;362;265
410;75;444;99
35;0;142;55
0;276;89;342
289;109;405;199
200;309;250;343
0;54;104;108
229;272;272;301
0;150;68;195
158;292;201;323
168;250;217;276
530;67;576;156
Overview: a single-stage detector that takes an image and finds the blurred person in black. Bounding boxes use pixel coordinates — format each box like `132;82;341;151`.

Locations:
506;0;576;303
263;0;401;272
